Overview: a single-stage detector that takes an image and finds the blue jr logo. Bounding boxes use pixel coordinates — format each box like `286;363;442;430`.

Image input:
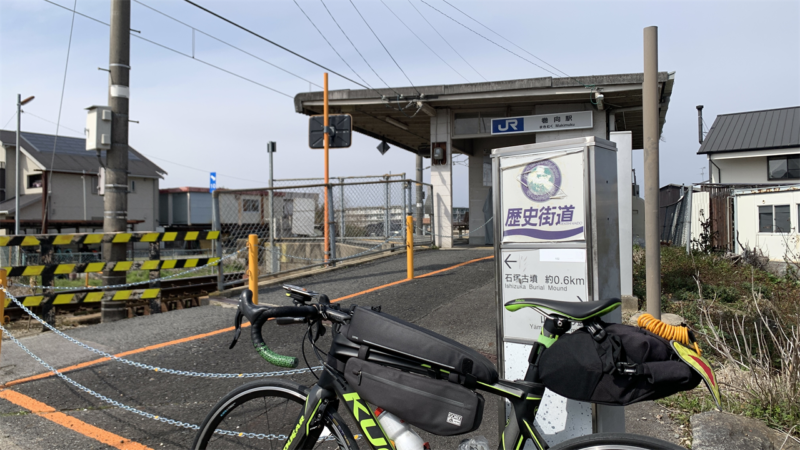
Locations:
492;118;523;134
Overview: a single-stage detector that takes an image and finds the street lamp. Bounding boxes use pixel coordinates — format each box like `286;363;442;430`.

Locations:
16;94;34;237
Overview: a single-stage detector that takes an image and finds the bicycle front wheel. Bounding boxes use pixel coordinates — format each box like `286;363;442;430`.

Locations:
548;433;686;450
192;379;357;450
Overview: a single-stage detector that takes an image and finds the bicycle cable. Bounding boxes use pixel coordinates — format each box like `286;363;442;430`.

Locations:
637;313;701;355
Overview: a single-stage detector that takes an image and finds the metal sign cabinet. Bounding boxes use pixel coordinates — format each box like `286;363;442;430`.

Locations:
492;136;623;445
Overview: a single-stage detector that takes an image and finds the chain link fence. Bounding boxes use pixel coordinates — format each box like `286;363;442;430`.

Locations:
213;179;433;288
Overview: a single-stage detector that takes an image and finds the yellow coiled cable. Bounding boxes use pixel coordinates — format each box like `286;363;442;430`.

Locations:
637;313;701;355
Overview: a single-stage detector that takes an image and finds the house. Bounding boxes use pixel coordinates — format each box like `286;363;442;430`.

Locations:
693;107;799;259
0;129;166;234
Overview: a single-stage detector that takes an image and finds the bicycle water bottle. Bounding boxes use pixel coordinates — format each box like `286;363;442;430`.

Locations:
374;408;427;450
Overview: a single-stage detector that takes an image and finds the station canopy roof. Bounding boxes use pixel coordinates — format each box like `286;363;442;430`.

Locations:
294;72;675;154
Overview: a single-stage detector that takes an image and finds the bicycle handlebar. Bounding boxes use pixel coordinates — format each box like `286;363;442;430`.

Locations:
230;289;348;368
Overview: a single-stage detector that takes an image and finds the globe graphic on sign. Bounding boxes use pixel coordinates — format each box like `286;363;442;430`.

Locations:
520;160;561;202
525;166;555;196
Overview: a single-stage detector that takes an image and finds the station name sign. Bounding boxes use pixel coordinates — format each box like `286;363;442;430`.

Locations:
491;111;593;135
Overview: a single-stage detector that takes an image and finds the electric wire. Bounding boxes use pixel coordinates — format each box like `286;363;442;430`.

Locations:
440;0;573;80
182;0;372;91
420;0;593;87
3;113;17;130
317;0;400;97
347;0;421;95
137;152;267;185
290;0;376;93
379;0;469;83
42;0;293;98
44;0;79;228
22;112;84;136
133;0;321;88
406;0;487;82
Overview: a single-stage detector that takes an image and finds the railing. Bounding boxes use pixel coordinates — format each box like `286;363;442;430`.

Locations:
212;178;434;289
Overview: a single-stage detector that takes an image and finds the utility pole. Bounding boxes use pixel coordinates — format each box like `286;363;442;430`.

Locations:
416;154;423;235
102;0;131;323
643;26;661;319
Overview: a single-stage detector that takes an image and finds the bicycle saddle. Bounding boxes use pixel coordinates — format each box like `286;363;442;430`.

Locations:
505;297;620;321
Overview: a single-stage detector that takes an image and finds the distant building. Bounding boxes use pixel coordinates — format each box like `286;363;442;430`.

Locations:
0;130;166;234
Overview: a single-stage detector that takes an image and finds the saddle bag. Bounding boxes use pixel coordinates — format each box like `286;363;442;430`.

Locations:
344;358;484;436
538;323;702;406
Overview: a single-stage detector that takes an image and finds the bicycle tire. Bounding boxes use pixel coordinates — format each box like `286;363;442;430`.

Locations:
548;433;686;450
192;379;357;450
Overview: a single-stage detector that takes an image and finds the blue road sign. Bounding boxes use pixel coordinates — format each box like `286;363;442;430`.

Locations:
210;172;217;193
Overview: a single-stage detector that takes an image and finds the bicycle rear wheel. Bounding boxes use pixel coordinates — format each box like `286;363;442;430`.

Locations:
548;433;685;450
192;379;357;450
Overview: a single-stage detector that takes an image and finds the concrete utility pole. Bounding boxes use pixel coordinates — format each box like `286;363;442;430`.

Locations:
643;26;661;319
102;0;131;323
416;154;423;235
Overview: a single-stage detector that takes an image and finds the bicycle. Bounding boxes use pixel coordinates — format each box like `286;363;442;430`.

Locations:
192;285;694;450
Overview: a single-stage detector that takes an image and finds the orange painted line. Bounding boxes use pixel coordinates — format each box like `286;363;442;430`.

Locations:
2;323;249;388
330;255;494;303
4;254;494;387
0;389;152;450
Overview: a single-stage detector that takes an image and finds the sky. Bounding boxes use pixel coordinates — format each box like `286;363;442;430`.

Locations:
1;0;798;207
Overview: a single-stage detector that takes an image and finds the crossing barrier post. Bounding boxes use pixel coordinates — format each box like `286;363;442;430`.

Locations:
406;214;414;280
248;234;259;304
148;242;162;314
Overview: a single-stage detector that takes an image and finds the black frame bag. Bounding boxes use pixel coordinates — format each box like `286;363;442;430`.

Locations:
538;323;702;406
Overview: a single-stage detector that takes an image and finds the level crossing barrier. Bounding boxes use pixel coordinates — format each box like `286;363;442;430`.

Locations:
212;178;434;290
0;230;221;324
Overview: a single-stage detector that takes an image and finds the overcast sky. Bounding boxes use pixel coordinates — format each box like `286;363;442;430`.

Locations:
1;0;798;207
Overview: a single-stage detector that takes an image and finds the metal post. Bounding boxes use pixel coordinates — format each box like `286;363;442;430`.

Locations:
82;170;87;220
102;0;131;322
643;26;661;319
0;269;6;361
402;181;407;239
406;214;414;279
15;95;21;238
212;190;223;292
148;242;161;314
248;234;258;304
323;73;331;265
384;176;390;240
416;155;424;236
339;177;345;243
327;187;337;264
697;105;704;144
685;186;693;254
267;141;277;274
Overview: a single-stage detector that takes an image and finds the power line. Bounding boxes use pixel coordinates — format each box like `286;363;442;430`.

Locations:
379;0;469;83
290;0;375;93
2;113;16;130
138;153;267;185
440;0;572;79
317;0;400;97
347;0;420;95
44;0;79;224
42;0;293;98
133;0;321;89
24;111;84;136
182;0;373;91
419;0;593;87
406;0;486;82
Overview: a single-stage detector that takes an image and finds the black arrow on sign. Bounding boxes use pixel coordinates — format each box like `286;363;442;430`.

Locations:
504;254;517;269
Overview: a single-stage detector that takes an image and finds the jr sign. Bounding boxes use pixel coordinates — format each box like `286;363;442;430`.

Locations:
491;111;593;136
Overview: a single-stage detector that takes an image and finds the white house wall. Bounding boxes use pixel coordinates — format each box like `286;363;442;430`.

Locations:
690;191;710;246
735;189;800;261
710;149;800;184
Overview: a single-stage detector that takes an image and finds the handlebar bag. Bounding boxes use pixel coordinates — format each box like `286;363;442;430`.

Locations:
344;358;484;436
343;307;498;384
537;323;702;406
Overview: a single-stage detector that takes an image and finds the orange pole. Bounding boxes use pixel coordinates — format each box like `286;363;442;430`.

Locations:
248;234;258;304
406;215;414;279
323;73;330;265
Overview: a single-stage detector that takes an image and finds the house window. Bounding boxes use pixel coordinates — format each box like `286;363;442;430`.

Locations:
758;205;791;233
27;173;43;188
129;180;136;193
767;155;800;180
243;199;259;212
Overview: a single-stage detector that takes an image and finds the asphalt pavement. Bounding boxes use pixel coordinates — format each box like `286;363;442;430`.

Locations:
0;247;682;449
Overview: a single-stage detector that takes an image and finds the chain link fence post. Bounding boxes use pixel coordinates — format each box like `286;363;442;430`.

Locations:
327;184;337;265
149;242;161;314
384;176;390;241
212;190;223;293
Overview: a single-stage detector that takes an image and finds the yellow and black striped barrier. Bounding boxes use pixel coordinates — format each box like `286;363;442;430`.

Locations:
4;288;161;308
0;230;220;247
2;257;220;277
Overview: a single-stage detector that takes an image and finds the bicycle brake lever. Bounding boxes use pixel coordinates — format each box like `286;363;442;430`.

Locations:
230;309;243;349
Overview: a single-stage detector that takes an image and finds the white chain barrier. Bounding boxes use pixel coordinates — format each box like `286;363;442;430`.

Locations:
0;323;333;441
1;288;320;379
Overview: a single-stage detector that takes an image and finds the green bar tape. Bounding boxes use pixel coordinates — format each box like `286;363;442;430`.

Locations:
255;343;299;368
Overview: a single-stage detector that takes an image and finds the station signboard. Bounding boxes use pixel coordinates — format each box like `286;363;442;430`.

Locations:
491;111;593;136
